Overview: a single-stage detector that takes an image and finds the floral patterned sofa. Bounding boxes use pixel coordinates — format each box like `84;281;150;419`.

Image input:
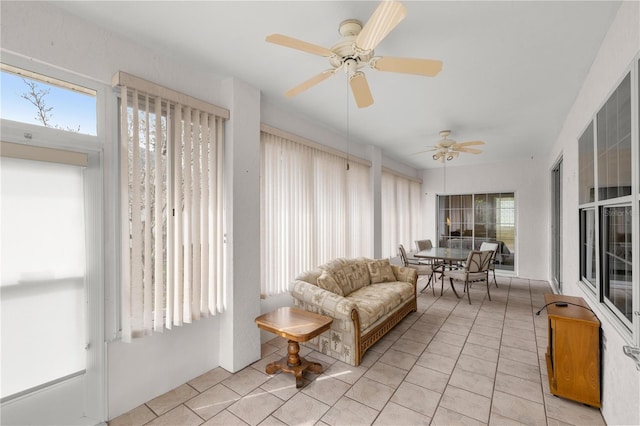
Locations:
289;257;417;366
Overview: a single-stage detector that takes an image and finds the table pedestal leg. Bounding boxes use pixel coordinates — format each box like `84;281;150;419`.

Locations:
264;340;324;388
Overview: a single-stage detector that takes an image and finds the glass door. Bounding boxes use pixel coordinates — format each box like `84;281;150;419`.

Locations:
0;146;102;425
552;158;563;291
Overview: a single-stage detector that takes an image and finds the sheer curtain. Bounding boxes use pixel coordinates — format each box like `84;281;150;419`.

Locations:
115;72;229;341
381;170;423;258
261;129;372;296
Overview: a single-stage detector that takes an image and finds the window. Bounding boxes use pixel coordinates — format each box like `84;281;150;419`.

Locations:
438;193;516;271
578;69;635;331
0;63;96;135
381;171;423;258
580;209;596;287
115;72;229;340
260;128;372;296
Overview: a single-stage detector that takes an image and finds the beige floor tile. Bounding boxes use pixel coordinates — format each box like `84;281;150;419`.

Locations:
185;383;241;420
345;376;395;410
500;333;538;353
499;345;540;367
504;318;535;331
491;390;546;425
321;396;379;426
378;348;418;371
364;361;407;387
373;401;430;426
390;336;428;356
416;350;457;374
425;339;464;358
466;332;501;350
359;348;382;367
222;366;271;396
255;415;287;426
146;405;203;426
227;387;283;426
497;357;541;383
201;409;248;425
401;327;436;344
446;314;475;326
440;385;491;423
108;404;156;426
474;318;504;330
272;393;329;425
189;367;233;393
432;406;487;426
390;381;441;418
146;383;200;416
322;360;368;385
471;324;503;338
405;364;449;393
409;319;442;333
448;367;494;397
456;354;497;379
489;412;528;425
462;342;499;363
439;322;473;336
494;372;543;403
301;374;351;406
259;371;299;401
260;342;280;358
543;393;605;425
433;330;468;346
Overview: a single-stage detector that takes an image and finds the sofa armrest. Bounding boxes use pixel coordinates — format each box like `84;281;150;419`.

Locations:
391;265;418;286
289;280;358;321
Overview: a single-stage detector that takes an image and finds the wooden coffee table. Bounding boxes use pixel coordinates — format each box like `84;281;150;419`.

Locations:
255;307;333;388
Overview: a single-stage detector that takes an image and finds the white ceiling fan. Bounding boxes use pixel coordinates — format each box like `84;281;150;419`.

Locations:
265;0;443;108
417;130;485;162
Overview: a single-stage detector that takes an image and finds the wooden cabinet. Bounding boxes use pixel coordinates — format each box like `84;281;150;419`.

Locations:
544;294;601;407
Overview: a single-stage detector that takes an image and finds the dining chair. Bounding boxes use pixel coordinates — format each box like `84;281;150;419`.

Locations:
479;242;500;287
414;239;433;252
443;250;493;304
398;244;436;295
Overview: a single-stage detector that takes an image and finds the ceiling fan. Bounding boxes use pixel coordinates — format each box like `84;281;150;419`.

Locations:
265;0;443;108
417;130;485;162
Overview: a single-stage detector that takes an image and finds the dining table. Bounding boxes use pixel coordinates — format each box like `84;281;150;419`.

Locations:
414;247;471;298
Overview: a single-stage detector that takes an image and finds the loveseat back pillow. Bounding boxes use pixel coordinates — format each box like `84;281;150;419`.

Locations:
319;258;370;296
367;258;397;283
316;270;344;296
295;269;323;286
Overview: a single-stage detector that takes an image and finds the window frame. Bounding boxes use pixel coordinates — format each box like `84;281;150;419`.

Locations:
577;57;639;345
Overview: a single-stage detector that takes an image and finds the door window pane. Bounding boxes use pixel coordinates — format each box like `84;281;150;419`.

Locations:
1;157;86;398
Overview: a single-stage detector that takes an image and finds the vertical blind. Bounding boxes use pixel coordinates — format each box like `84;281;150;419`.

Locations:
260;130;372;296
116;73;228;341
381;171;423;258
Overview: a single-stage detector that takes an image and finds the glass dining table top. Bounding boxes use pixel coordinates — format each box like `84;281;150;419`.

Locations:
414;247;471;262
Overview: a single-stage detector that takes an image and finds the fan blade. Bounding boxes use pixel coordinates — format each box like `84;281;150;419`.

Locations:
355;1;407;51
349;72;374;108
372;57;443;77
266;34;334;57
285;70;336;98
455;147;483;154
453;140;485;147
413;147;439;155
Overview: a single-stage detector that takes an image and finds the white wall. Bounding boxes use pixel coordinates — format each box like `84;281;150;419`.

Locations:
544;2;640;425
421;157;548;280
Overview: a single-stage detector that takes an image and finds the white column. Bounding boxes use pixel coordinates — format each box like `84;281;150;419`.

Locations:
369;146;383;259
219;77;262;371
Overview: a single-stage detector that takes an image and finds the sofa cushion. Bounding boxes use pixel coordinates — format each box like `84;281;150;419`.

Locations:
347;281;414;330
367;259;396;283
320;258;371;295
295;269;323;286
317;270;344;296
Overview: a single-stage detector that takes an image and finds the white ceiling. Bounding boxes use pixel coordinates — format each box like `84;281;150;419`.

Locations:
53;0;621;169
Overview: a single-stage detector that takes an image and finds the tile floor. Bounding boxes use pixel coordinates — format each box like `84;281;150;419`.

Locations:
109;276;606;426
